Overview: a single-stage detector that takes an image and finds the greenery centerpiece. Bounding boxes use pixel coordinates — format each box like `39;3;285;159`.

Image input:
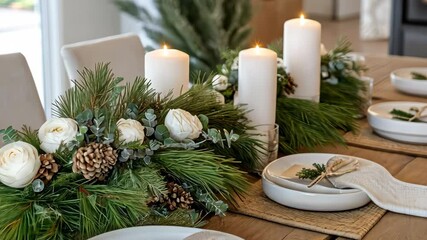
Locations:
0;64;262;239
214;39;367;153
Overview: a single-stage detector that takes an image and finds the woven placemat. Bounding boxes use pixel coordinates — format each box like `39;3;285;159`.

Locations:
231;180;386;240
344;121;427;157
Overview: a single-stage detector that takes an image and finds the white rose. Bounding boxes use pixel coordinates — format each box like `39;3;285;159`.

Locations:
117;118;145;144
276;57;285;70
0;141;41;188
212;74;229;91
165;109;203;142
38;118;78;153
209;90;225;104
231;57;239;70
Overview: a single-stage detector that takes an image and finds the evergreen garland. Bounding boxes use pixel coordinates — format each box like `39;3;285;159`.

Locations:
215;39;366;153
0;63;259;239
115;0;252;73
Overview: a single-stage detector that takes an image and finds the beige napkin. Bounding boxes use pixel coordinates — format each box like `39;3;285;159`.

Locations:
184;231;240;240
328;158;427;218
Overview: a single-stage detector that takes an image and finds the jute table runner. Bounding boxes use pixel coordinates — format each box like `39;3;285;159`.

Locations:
344;121;427;157
231;180;386;240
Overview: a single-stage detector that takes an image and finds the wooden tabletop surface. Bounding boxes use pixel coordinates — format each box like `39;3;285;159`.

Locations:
204;54;427;240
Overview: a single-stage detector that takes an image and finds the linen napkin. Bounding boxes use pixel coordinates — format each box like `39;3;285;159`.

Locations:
328;158;427;218
184;230;240;240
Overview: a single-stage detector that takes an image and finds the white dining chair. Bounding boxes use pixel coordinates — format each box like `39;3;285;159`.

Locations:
61;33;145;84
0;52;46;133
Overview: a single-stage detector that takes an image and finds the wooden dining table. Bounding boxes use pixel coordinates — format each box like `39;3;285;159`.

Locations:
203;54;427;240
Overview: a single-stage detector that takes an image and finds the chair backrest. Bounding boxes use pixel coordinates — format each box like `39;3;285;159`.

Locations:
0;52;46;133
61;33;145;84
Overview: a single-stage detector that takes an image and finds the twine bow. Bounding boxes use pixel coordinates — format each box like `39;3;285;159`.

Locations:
409;106;427;122
307;156;359;188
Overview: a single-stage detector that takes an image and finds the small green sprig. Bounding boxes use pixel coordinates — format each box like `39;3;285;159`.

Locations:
296;163;326;180
411;72;427;80
390;108;427;122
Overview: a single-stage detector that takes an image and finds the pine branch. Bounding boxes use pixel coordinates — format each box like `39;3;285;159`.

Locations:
17;126;41;152
78;185;149;239
276;97;357;153
141;208;206;227
411;72;427;80
389;108;426;122
115;76;158;120
153;149;248;206
296;163;326;180
115;0;252;73
109;165;168;198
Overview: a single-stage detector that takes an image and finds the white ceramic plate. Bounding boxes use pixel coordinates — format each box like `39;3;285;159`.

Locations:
390;67;427;96
265;157;359;194
262;153;371;211
367;101;427;144
89;226;243;240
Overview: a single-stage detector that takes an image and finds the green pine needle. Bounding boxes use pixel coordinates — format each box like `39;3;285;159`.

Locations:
277;97;357;153
153;149;249;206
411;72;427;80
389;108;426;122
141;209;206;227
115;0;252;73
296;163;326;180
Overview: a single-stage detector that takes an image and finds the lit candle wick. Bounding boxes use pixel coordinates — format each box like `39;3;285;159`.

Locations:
255;44;260;54
300;14;305;25
163;44;168;55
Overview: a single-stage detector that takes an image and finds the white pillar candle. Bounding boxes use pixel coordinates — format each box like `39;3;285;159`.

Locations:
284;15;321;102
238;46;277;127
145;46;189;98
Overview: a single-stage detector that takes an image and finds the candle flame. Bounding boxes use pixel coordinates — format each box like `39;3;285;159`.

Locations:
163;44;168;55
300;14;305;25
256;44;260;49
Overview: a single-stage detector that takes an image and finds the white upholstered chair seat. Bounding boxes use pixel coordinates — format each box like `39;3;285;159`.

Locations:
0;52;45;138
61;33;145;84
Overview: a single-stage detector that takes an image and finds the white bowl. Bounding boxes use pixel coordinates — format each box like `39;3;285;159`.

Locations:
262;153;371;211
367;101;427;144
390;67;427;96
265;156;359;194
89;226;243;240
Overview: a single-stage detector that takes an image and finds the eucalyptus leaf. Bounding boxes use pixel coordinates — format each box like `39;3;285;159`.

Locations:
198;114;209;130
146;127;155;137
145;112;157;122
142;119;150;127
0;126;19;144
76;109;93;124
143;156;151;165
149;140;161;151
126;103;139;119
146;148;154;156
154;124;170;141
230;133;239;142
79;126;88;134
223;129;231;148
164;137;176;145
76;133;84;142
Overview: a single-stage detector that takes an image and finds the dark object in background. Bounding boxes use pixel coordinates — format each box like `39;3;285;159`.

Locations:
390;0;427;57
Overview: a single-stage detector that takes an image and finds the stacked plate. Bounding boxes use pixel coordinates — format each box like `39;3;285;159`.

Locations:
367;101;427;144
262;153;371;211
390;67;427;96
89;226;243;240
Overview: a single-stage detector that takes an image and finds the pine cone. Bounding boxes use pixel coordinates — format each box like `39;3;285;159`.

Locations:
284;74;298;95
72;142;118;181
36;153;59;183
148;182;194;211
